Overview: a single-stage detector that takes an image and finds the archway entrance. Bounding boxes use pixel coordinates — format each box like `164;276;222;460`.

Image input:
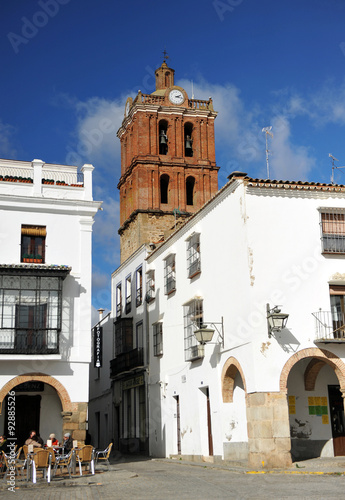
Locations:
2;382;63;446
221;357;248;461
281;348;345;461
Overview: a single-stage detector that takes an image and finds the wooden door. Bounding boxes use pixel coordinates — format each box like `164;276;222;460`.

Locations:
328;385;345;456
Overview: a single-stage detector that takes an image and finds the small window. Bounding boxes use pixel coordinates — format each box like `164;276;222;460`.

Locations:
136;267;143;307
21;225;46;263
153;322;163;356
320;212;345;253
146;270;155;302
187;233;201;278
164;254;176;295
116;284;122;318
125;275;131;314
160;174;169;204
186;177;195;206
183;299;203;361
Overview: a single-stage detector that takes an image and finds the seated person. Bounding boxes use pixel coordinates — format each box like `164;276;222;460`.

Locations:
62;432;73;452
0;435;8;453
48;433;59;447
25;430;42;448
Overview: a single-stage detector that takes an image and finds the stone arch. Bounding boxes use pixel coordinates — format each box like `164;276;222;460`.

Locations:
221;356;247;403
0;373;73;413
280;347;345;393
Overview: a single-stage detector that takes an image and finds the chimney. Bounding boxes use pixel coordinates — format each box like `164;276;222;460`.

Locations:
97;308;105;322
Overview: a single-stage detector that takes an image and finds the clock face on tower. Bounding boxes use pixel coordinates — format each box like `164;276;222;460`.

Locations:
169;89;185;105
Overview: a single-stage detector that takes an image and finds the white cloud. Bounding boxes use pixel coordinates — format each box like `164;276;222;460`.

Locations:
65;97;124;175
270;116;315;180
0;120;17;158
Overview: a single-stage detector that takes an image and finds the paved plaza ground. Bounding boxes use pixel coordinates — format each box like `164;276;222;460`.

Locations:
1;454;345;499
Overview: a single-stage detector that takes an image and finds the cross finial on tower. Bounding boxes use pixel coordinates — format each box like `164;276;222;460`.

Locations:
163;48;169;63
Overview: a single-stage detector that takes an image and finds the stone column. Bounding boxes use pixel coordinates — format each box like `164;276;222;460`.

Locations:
61;402;88;446
246;391;292;468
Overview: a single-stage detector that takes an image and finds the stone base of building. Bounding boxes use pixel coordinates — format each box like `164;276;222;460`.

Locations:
223;442;249;461
247;391;292;469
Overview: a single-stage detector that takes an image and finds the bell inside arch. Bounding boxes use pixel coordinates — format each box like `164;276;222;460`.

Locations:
160;129;167;144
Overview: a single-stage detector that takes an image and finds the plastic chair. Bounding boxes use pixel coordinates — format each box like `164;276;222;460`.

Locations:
95;442;113;469
76;445;95;475
53;450;73;478
31;449;51;483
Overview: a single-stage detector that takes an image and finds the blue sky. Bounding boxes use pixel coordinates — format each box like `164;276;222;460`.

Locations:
1;0;345;315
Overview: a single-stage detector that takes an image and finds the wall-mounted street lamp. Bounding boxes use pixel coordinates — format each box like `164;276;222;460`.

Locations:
266;303;289;338
194;318;224;347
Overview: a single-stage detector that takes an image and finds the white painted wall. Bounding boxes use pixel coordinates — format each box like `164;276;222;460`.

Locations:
0;159;101;437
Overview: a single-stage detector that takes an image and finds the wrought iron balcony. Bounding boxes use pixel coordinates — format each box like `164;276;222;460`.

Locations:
0;329;59;354
110;348;144;378
312;310;345;342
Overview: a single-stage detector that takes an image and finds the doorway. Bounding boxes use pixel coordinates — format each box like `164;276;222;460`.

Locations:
328;385;345;456
5;394;41;446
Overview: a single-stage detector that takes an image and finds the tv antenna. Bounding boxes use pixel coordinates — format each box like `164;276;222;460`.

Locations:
262;126;273;178
329;154;345;184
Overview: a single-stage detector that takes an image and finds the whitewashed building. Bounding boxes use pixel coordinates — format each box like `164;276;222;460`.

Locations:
107;171;345;468
0;158;101;446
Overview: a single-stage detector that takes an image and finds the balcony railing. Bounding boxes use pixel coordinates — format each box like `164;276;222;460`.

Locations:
0;329;59;354
312;310;345;342
0;163;84;187
132;92;214;111
110;348;144;377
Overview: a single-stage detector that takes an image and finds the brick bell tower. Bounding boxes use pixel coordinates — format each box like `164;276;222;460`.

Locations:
117;58;219;262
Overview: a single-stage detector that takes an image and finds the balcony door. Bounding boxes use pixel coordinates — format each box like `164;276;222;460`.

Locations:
15;303;47;350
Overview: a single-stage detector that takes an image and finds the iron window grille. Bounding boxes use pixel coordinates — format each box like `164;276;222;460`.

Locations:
145;270;155;302
183;298;204;361
116;284;122;318
153;322;163;356
187;233;201;278
136;267;143;307
125;275;132;314
0;273;65;354
164;254;176;295
320;212;345;254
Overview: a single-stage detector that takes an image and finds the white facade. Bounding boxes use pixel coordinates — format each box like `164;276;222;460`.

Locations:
92;171;345;467
0;158;101;446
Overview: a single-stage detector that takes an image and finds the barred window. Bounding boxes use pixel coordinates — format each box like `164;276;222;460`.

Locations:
153;322;163;356
136;267;143;307
146;269;155;302
0;274;64;354
320;212;345;254
164;254;176;295
187;233;201;278
183;299;203;361
116;283;122;318
125;275;132;314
